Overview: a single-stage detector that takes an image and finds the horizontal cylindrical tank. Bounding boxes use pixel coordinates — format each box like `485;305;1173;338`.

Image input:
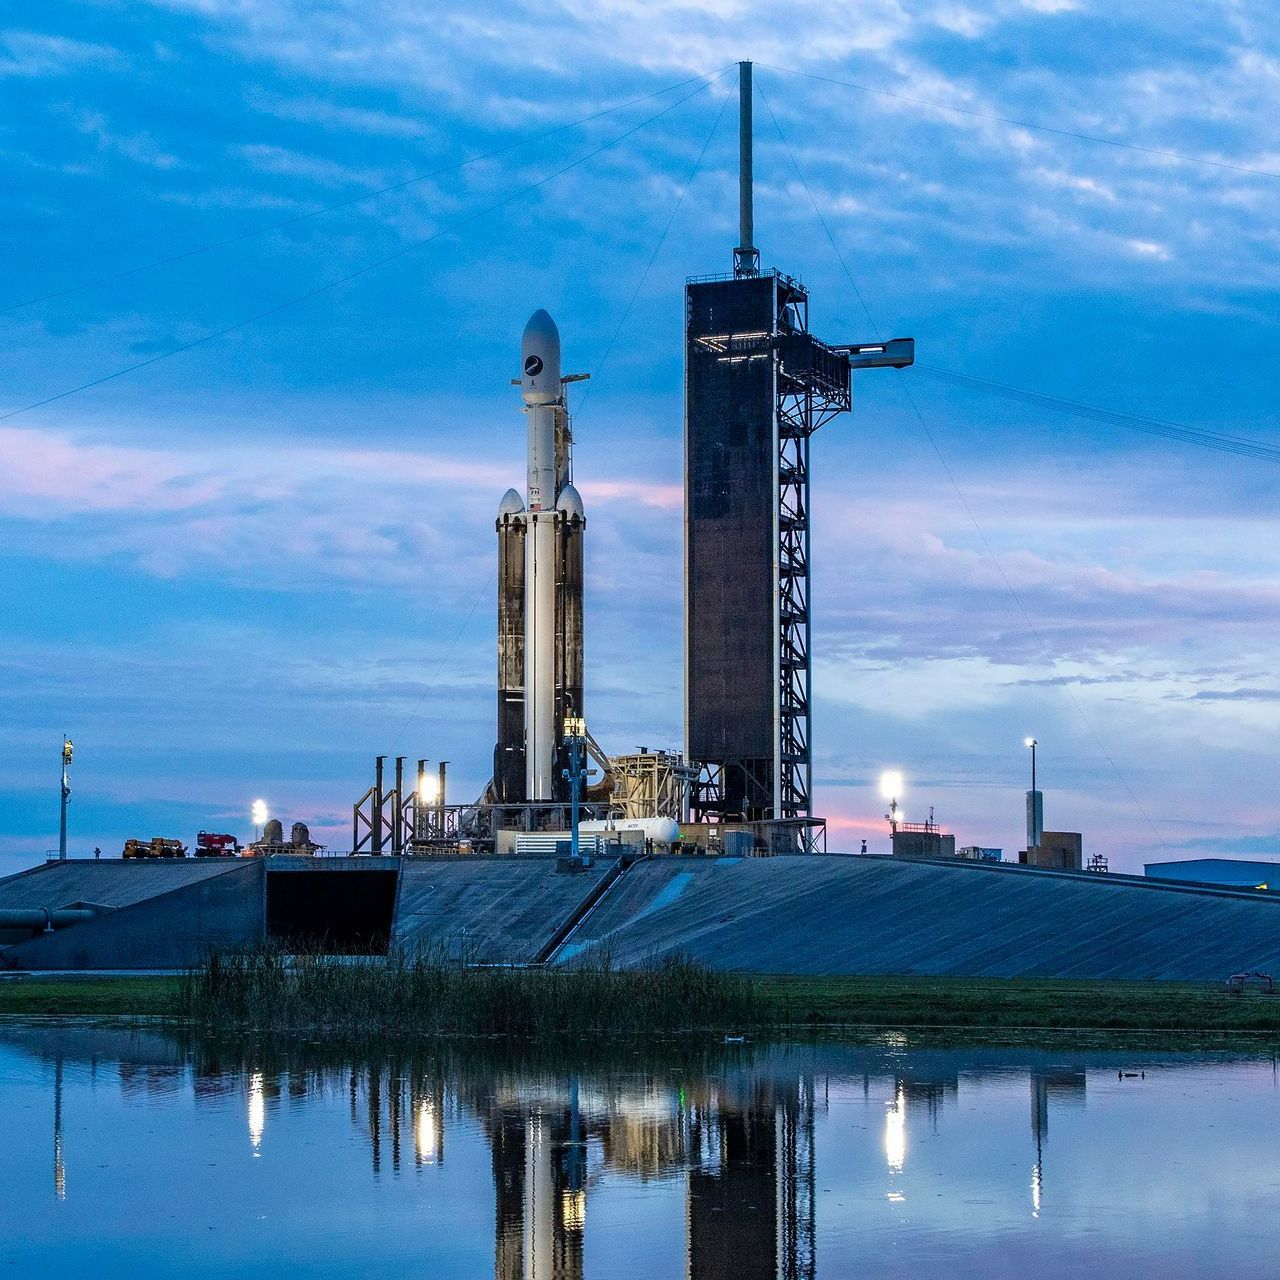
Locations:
577;817;680;844
291;822;311;847
263;818;284;845
0;907;99;931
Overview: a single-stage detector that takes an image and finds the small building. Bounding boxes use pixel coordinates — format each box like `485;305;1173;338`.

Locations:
1145;858;1280;892
1020;832;1082;872
892;823;956;859
958;846;1002;863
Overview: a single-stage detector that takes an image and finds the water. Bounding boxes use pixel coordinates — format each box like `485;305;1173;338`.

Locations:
5;1023;1279;1278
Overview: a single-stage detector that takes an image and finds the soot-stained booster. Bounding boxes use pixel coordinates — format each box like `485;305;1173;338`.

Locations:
494;310;585;805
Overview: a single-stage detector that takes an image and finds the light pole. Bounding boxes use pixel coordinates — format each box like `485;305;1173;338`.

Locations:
251;799;268;843
561;717;595;863
58;737;73;861
880;770;904;837
1024;739;1043;851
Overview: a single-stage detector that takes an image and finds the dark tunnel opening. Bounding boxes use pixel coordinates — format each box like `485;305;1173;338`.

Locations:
266;870;398;954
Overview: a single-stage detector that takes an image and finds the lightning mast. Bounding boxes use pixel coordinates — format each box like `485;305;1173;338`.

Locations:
684;61;915;843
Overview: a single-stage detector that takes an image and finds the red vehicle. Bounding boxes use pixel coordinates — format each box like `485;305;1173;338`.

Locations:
195;831;243;858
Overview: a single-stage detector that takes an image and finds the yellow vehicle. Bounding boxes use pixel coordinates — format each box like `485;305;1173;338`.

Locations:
122;837;187;859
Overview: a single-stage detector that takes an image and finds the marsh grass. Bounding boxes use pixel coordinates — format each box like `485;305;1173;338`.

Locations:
179;945;761;1039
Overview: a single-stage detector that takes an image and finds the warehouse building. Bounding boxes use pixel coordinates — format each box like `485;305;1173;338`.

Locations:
1145;858;1279;892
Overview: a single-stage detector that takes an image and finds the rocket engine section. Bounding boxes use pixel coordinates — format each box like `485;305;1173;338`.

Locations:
493;310;586;806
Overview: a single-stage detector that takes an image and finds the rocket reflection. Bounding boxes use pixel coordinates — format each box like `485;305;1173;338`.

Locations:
190;1053;1099;1275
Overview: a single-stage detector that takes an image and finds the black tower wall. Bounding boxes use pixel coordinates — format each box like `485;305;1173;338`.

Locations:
685;275;777;818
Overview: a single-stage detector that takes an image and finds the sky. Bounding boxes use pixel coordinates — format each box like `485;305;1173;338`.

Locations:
1;0;1278;876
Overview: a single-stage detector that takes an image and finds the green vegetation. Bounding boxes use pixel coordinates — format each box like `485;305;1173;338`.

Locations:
758;974;1280;1036
1;964;1277;1040
0;974;181;1018
178;948;761;1038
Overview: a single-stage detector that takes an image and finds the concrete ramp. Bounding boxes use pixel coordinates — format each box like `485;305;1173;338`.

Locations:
0;858;245;911
561;855;1280;981
393;857;617;965
2;860;264;970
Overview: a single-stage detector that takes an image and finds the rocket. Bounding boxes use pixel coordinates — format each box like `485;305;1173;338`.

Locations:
494;310;585;804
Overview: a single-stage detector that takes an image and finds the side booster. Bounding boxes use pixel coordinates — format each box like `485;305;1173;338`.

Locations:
494;310;585;805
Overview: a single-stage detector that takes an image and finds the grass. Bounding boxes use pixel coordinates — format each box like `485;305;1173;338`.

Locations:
177;947;761;1039
0;974;181;1017
758;974;1280;1035
2;963;1278;1041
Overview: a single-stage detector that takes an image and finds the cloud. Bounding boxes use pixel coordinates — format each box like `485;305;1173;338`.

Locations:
1181;834;1280;857
1184;687;1280;703
0;421;682;589
0;31;121;77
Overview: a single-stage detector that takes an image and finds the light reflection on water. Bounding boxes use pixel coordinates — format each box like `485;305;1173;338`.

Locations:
6;1026;1279;1278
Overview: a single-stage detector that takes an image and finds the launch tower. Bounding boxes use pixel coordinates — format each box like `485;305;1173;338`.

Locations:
685;63;913;833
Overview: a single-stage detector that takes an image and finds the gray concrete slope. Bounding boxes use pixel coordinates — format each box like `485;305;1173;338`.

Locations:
561;855;1280;980
0;858;242;911
393;857;616;964
1;860;264;970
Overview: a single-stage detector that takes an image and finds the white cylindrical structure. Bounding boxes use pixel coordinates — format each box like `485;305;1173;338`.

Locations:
526;510;559;800
526;403;555;513
501;308;585;805
522;309;561;513
577;816;680;844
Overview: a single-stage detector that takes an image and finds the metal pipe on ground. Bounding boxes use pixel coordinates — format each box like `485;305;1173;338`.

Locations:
0;907;100;932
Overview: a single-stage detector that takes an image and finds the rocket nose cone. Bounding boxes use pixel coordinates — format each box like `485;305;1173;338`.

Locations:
521;308;562;405
497;487;526;518
524;308;558;343
555;482;585;521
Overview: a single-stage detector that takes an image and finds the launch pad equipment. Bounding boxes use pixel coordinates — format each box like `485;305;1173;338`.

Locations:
196;831;243;857
122;837;187;859
685;61;914;826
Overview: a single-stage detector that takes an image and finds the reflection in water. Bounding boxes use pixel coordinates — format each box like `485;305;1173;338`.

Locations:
415;1097;442;1167
53;1054;66;1202
247;1072;265;1154
884;1085;905;1174
14;1031;1280;1279
1030;1069;1087;1217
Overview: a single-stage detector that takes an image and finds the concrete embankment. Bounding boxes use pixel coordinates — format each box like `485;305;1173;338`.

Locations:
3;853;1279;982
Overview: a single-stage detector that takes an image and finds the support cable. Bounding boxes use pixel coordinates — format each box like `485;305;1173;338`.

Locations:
756;72;1172;851
389;566;497;753
2;67;732;315
572;82;733;421
761;63;1280;181
0;73;724;425
914;365;1280;465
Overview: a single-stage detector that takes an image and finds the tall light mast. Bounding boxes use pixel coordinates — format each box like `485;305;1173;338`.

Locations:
58;737;73;861
1025;738;1043;851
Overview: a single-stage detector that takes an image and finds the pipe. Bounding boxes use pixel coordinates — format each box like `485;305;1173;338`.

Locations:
373;755;385;854
393;756;405;854
0;908;99;931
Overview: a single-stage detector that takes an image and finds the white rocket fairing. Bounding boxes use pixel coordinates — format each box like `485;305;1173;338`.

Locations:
494;311;586;805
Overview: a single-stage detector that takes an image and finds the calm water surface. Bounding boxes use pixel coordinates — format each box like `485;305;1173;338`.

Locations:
4;1023;1278;1278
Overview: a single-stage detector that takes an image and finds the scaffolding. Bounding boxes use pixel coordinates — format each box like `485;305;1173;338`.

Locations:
609;750;696;820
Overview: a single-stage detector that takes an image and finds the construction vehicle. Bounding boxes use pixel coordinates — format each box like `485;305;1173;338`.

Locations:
195;831;242;857
122;837;187;859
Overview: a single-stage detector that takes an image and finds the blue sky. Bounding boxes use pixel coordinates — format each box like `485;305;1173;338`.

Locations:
2;1;1278;875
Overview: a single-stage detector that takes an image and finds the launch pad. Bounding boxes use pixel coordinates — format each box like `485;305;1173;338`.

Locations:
342;63;912;857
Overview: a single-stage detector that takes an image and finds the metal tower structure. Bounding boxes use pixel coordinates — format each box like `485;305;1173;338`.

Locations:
685;61;913;829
